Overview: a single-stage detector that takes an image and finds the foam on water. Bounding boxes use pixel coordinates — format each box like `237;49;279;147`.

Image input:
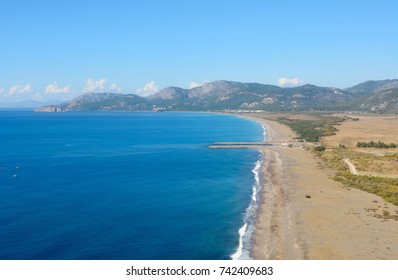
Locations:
261;124;267;141
230;121;267;260
230;155;263;260
230;223;247;260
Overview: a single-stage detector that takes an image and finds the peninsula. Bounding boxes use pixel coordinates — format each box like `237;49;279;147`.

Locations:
240;113;398;259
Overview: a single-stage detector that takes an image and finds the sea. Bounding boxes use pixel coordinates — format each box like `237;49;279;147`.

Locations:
0;110;264;260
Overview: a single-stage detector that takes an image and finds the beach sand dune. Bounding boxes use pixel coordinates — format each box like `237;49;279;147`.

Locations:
244;115;398;260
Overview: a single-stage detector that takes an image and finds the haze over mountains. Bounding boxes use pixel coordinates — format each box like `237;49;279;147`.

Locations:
0;99;63;109
36;79;398;113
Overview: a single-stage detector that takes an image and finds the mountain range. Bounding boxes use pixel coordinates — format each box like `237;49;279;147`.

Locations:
36;79;398;113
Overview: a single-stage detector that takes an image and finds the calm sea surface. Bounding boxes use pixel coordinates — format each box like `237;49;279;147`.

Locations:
0;111;262;259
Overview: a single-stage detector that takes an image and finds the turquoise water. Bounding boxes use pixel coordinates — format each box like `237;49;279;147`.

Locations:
0;111;263;259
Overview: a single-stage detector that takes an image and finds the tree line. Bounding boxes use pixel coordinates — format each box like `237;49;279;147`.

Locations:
356;141;397;149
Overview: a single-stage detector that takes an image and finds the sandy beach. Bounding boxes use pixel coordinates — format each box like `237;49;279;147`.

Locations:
241;114;398;259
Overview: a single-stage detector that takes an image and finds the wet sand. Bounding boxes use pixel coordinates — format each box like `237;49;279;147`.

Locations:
242;114;398;259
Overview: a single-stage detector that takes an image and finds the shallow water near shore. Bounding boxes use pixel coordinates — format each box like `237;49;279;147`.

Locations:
0;111;263;259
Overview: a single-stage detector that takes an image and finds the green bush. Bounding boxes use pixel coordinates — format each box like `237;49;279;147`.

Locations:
314;146;326;152
334;172;398;206
277;116;343;142
356;141;397;149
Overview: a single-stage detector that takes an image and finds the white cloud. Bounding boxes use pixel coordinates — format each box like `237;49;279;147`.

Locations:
189;80;208;89
45;82;70;94
84;78;122;93
85;78;107;92
8;84;33;95
278;77;304;87
109;83;122;93
0;87;4;95
136;81;159;97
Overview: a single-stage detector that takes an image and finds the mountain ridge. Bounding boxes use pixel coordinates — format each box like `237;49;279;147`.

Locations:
345;79;398;95
35;79;398;113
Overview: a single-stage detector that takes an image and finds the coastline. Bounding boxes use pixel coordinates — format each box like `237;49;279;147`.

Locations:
238;113;398;259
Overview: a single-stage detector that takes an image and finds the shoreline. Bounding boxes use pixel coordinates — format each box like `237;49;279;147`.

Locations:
238;113;398;259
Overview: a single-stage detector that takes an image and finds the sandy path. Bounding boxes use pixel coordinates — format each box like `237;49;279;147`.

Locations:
344;159;359;175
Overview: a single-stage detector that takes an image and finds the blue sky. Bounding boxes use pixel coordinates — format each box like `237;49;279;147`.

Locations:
1;0;397;102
